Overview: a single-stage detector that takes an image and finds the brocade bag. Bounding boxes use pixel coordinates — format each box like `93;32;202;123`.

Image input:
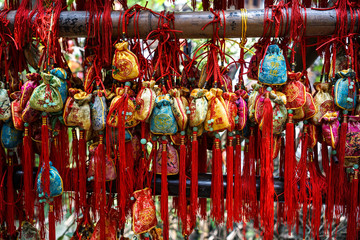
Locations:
112;41;139;81
1;120;22;148
132;188;157;235
293;92;317;120
334;69;357;110
91;91;107;131
258;44;287;85
247;43;263;80
36;162;63;198
29;73;63;112
50;68;68;104
0;88;11;121
90;215;118;240
150;94;177;135
169;88;188;131
189;89;208;127
235;89;248;131
10;91;24;130
135;80;156;122
204;88;230;132
155;141;179;175
107;87;139;128
312;83;334;125
282;72;306;109
319;111;340;149
63;89;92;130
20;73;41;109
345;116;360;163
255;91;287;134
22;101;41;123
87;142;116;181
20;222;40;240
248;84;261;122
223;92;238;131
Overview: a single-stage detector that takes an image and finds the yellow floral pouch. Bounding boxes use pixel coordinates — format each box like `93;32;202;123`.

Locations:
312;83;334;125
112;42;139;82
204;88;230;132
134;80;156;122
169;88;188;131
189;88;208;127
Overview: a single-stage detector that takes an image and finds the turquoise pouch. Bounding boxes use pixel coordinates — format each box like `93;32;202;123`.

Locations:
36;162;63;198
1;120;22;148
91;94;107;131
334;69;357;110
150;94;178;135
50;68;68;104
258;44;287;85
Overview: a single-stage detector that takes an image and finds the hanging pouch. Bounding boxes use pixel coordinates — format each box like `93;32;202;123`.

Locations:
135;80;156;122
107;87;139;128
155;140;179;175
36;162;63;198
248;83;261;122
29;73;63;112
150;94;178;135
204;88;230;132
87;142;116;181
345;116;360;166
112;42;139;81
169;88;188;131
319;111;340;149
132;188;157;235
91;91;107;131
1;120;22;148
334;69;357;110
282;72;306;109
293;92;317;120
247;43;263;80
189;89;208;127
50;68;68;104
22;101;41;123
20;221;40;240
20;73;41;109
258;44;287;85
10;91;24;130
312;83;334;125
63;89;92;130
235;89;248;131
0;89;11;121
255;91;287;134
223;92;238;131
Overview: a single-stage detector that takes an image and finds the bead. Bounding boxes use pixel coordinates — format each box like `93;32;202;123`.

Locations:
49;161;53;166
343;110;349;114
211;119;214;123
180;131;185;136
152;136;157;141
354;164;359;169
228;132;233;137
235;115;239;120
266;87;272;92
207;120;211;124
140;139;147;145
303;120;308;124
130;197;135;201
49;198;53;202
193;127;198;132
186;106;189;110
209;127;214;131
43;104;48;108
186;110;191;114
351;82;355;85
245;139;250;143
162;136;167;140
125;82;131;87
252;109;255;113
235;120;239;124
45;99;50;103
349;85;354;89
274;116;278;120
24;123;29;127
332;150;337;155
99;131;104;135
288;109;293;114
128;112;132;116
215;133;220;138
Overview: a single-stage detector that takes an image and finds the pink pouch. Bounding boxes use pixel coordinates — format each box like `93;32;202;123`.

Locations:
235;89;248;131
155;141;179;175
223;92;238;131
319;111;340;149
345;116;360;159
87;143;117;181
22;101;41;123
20;73;41;109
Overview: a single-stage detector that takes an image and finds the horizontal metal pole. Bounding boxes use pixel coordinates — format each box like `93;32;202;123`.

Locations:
5;9;352;38
12;167;285;200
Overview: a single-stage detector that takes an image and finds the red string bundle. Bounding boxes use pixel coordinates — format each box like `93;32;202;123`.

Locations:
95;134;106;240
23;123;34;220
161;140;169;240
6;156;15;236
233;134;242;222
48;204;56;240
346;169;358;240
179;135;187;228
284;113;296;230
198;135;208;219
226;135;234;230
260;93;274;240
71;129;79;216
336;114;347;213
190;131;198;224
211;137;224;223
78;130;87;212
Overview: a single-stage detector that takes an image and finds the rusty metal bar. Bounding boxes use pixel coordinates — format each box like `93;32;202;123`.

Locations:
4;9;351;38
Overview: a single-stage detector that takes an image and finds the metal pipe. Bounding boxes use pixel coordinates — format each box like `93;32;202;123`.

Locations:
5;9;350;38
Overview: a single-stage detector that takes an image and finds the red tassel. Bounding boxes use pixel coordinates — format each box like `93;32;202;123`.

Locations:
284;113;296;230
346;168;358;240
23;123;34;220
95;134;106;240
191;130;198;224
41;115;50;198
71;129;79;216
78;130;87;212
211;137;224;223
226;135;234;230
179;135;187;228
161;140;169;240
233;134;242;222
48;204;56;240
198;135;208;220
260;93;274;240
336;114;347;214
6;155;15;236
